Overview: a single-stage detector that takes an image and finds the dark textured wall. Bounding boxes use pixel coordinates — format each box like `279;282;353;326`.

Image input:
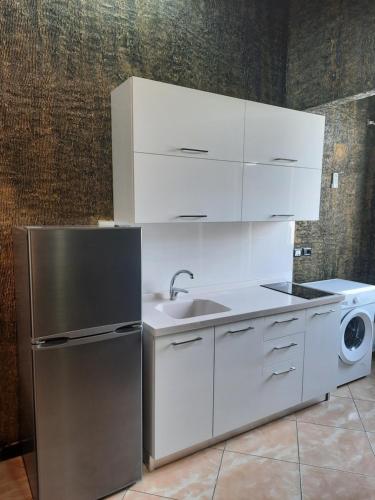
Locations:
293;97;375;284
0;1;288;448
287;0;375;109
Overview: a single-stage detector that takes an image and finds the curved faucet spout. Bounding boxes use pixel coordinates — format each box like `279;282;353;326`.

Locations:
169;269;194;300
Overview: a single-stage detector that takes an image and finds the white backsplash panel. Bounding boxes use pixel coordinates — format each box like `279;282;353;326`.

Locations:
141;222;294;293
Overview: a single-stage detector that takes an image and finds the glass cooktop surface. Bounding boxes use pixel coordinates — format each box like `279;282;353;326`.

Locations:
261;282;334;300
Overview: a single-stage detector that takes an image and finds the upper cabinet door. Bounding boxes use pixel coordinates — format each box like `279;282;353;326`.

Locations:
132;77;245;162
244;101;325;169
242;164;322;221
133;153;243;223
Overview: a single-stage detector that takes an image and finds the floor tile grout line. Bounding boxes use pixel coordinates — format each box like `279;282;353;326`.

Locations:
223;448;299;465
295;418;365;432
295;420;303;500
351;397;375;457
298;460;375;478
211;448;225;500
129;488;177;500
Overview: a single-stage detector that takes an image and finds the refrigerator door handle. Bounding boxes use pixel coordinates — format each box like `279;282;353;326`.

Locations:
33;327;141;350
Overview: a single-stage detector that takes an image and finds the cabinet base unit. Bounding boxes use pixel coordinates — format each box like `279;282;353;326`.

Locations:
143;304;340;468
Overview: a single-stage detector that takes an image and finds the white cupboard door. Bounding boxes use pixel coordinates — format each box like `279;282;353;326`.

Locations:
154;328;214;459
132;77;245;162
242;164;322;221
303;306;340;402
244;101;325;169
214;319;263;436
134;153;243;223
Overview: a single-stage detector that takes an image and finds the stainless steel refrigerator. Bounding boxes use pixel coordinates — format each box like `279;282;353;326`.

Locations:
13;226;142;500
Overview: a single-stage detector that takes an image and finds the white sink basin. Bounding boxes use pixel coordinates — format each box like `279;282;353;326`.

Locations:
156;299;230;319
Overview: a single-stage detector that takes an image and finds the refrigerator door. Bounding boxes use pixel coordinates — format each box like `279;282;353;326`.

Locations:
28;227;141;340
33;328;142;500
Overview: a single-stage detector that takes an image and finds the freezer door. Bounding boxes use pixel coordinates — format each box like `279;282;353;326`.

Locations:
28;227;141;339
33;329;142;500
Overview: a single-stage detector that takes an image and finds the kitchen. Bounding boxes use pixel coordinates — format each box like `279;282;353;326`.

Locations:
2;1;375;499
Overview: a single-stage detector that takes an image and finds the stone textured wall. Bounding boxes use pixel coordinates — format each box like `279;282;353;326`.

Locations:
0;0;288;448
287;0;375;109
293;97;375;284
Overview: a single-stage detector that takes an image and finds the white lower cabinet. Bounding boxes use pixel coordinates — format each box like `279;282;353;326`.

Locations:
144;305;340;463
214;319;263;436
303;305;340;402
153;328;214;459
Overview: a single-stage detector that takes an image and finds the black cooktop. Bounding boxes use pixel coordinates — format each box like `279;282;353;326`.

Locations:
261;282;334;300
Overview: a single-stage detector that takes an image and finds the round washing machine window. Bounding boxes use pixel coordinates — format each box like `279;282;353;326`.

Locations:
340;308;373;365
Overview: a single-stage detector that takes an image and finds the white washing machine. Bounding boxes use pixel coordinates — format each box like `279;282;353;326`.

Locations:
304;279;375;386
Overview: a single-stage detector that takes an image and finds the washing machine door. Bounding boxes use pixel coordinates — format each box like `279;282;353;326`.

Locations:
340;308;373;364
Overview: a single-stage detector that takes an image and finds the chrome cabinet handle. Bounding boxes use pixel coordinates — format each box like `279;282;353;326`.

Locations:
273;317;299;325
273;342;298;350
271;214;295;217
273;158;298;162
177;215;207;219
272;366;296;376
313;309;335;317
180;148;209;153
172;336;203;346
227;326;255;335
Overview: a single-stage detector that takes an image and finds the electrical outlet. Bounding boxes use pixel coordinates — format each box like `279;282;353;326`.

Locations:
302;247;312;256
294;248;303;257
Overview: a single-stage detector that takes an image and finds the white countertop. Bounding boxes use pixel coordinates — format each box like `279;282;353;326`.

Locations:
142;283;344;336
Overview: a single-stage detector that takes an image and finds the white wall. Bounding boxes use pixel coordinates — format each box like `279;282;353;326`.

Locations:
142;221;294;293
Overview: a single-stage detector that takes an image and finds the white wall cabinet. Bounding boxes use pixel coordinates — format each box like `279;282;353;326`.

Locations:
244;101;325;170
144;305;339;465
133;153;243;223
242;164;322;221
152;328;214;459
132;77;245;162
303;305;340;402
112;77;325;223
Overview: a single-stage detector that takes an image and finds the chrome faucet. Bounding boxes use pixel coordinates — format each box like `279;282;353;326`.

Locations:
169;269;194;300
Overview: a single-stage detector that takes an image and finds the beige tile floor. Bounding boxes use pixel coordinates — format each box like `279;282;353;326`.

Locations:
3;367;375;500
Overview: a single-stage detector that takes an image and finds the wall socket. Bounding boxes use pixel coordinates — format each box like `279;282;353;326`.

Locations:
294;247;312;257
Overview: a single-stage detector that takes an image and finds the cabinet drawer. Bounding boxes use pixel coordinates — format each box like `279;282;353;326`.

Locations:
154;327;214;459
263;310;305;341
259;358;303;418
215;317;263;337
263;333;304;366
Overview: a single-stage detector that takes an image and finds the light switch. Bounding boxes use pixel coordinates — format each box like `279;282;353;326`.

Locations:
331;172;339;189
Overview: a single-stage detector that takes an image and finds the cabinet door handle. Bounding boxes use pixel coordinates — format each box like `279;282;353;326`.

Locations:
273;158;298;162
180;148;209;153
272;342;298;350
271;214;295;218
273;317;299;325
172;336;203;346
272;366;296;376
227;326;255;335
313;309;335;317
176;215;208;219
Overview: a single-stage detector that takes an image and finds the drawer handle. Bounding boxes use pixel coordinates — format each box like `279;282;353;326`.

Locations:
180;148;209;153
273;158;298;162
171;336;203;346
272;366;296;376
227;326;255;335
177;215;208;219
273;342;298;350
271;214;295;218
273;317;299;325
313;309;335;317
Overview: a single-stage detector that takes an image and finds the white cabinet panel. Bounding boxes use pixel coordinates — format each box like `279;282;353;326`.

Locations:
244;101;325;169
214;319;263;436
134;153;243;223
242;164;322;221
303;306;340;402
154;328;214;459
132;77;245;162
